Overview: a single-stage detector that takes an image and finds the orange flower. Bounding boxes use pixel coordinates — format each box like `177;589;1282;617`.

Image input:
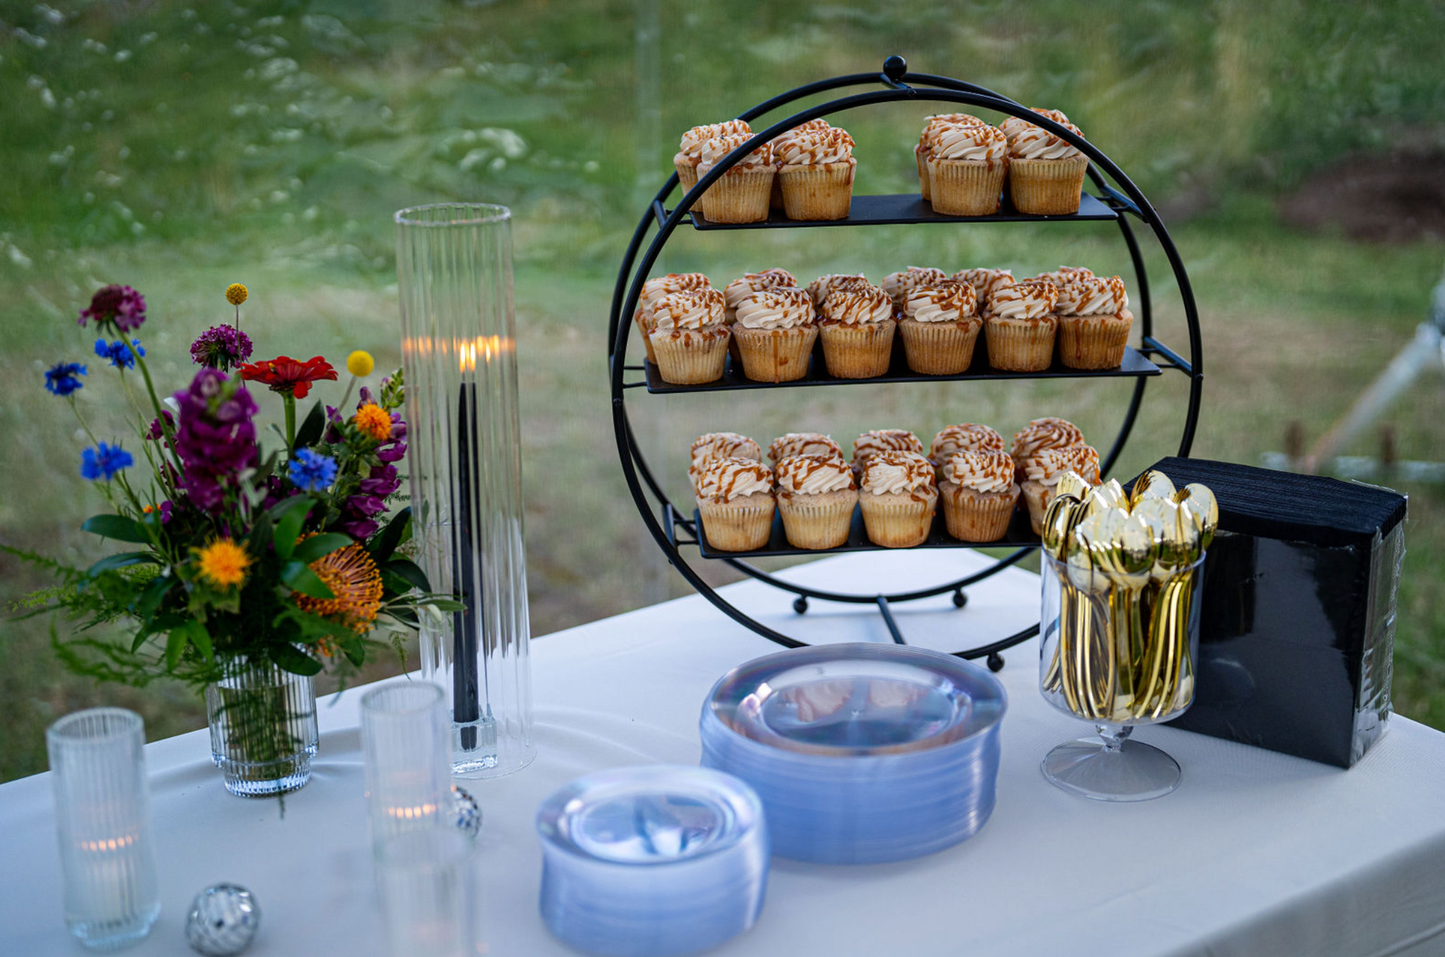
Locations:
353;403;392;442
194;537;251;589
293;537;383;634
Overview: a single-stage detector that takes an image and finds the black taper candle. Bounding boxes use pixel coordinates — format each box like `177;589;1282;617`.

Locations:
452;380;481;750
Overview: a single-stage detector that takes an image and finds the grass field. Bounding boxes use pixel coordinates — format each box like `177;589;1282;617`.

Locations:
2;0;1443;781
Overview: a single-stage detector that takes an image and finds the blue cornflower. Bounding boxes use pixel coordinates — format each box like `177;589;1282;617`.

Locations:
287;448;338;492
44;362;87;396
80;442;135;481
94;338;144;370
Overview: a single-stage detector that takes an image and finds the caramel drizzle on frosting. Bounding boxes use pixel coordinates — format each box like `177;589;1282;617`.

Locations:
1011;417;1085;460
775;453;857;495
775;127;855;166
853;429;924;464
679;120;752;158
987;279;1058;319
691;431;762;464
930;423;1005;460
952;268;1015;308
1032;265;1094;285
944;449;1016;493
734;288;814;330
768;432;844;465
695;456;774;503
821;284;891;325
807;273;868;309
1056;275;1128;316
882;266;948;308
860;450;936;495
653;288;725;330
1025;445;1100;486
926;122;1009;161
904;279;978;322
699;133;771;169
999;108;1071;141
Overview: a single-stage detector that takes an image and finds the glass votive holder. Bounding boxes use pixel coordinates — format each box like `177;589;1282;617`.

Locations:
375;828;481;957
362;682;454;854
47;707;161;950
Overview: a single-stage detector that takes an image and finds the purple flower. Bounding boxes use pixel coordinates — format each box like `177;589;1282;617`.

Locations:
189;324;255;372
146;411;174;440
173;368;259;512
78;285;146;333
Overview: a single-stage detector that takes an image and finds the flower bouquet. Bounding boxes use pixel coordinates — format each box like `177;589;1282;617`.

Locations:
11;282;456;798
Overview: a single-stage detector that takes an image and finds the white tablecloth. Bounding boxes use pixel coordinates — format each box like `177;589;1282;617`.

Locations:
3;550;1444;957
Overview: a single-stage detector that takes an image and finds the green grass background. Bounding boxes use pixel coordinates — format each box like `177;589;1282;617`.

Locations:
2;0;1443;781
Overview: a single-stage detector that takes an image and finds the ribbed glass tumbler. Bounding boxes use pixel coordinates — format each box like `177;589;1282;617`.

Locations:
396;203;535;778
362;682;455;854
376;829;481;957
47;708;160;950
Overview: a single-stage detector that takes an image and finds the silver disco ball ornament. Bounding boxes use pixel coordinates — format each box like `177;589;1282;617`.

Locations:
451;784;483;840
185;884;261;956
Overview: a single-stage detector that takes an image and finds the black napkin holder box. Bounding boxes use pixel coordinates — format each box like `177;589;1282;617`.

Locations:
1130;458;1406;768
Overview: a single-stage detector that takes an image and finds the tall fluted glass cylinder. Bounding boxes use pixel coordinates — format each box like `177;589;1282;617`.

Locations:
47;708;160;950
363;682;453;854
396;203;535;778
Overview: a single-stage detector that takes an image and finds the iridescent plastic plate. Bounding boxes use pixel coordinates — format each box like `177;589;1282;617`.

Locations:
706;643;1007;757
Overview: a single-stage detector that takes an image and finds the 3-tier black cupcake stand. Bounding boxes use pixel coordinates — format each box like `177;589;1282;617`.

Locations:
607;56;1203;670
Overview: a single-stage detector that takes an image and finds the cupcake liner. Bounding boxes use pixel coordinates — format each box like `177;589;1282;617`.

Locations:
698;493;777;552
927;158;1009;216
674;154;699;194
860;490;937;548
634;310;657;364
650;327;731;385
700;166;774;224
779;161;856;221
1057;310;1133;370
733;324;818;383
818;320;896;379
777;489;858;549
1007;154;1089;215
915;145;931;202
899;317;982;375
942;482;1020;542
1020;480;1054;536
985;315;1057;372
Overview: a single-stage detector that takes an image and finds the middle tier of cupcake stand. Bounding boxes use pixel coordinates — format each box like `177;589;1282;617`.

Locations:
608;58;1203;669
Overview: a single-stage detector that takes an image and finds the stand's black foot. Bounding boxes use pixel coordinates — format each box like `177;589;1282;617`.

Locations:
952;589;968;608
793;596;809;615
987;652;1005;672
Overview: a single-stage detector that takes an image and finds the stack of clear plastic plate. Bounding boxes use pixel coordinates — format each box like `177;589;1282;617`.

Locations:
700;643;1007;864
536;765;769;957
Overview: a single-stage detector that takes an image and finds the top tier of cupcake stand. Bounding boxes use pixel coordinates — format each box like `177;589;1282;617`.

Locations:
606;56;1203;670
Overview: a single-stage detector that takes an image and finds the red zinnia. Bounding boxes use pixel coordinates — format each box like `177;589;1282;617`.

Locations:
236;355;338;399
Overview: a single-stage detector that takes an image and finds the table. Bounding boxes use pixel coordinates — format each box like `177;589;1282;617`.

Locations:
4;549;1445;957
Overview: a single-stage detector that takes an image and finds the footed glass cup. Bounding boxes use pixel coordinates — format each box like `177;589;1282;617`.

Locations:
1038;552;1205;801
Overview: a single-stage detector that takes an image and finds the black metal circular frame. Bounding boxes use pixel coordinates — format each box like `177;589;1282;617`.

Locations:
607;57;1203;671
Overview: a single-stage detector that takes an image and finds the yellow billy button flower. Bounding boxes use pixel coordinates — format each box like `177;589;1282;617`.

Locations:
225;283;248;306
353;403;392;442
346;350;375;377
194;537;251;590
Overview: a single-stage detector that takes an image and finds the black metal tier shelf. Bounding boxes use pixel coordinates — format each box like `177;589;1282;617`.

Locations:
635;344;1160;395
607;56;1204;669
667;191;1118;230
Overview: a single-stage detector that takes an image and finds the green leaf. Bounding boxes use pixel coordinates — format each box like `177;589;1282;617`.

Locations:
368;507;412;564
337;634;366;667
292;533;352;565
293;401;326;450
86;551;156;577
270;496;314;562
133;574;172;623
165;628;187;671
269;642;323;676
187;619;214;662
385;558;430;593
247;511;274;554
282;561;335;600
81;514;152;544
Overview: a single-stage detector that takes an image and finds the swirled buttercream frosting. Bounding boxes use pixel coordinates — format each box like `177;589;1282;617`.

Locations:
999;108;1071;142
807;273;868;309
724;269;797;313
1009;115;1085;160
952;268;1015;308
652;288;725;331
1033;265;1094;286
930;424;1005;461
927;122;1008;162
776;454;857;495
821;284;891;325
1056;276;1128;316
775;128;855;166
882;266;948;309
1024;445;1100;486
698;134;771;170
695;456;774;502
854;429;924;465
768;432;844;465
987;280;1057;319
733;288;814;330
639;273;711;317
861;450;936;495
771;119;832;152
678;120;752;159
904;280;978;322
691;431;762;465
1011;418;1085;461
945;449;1016;493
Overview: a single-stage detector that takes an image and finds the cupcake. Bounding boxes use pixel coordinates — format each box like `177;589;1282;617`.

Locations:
635;273;711;365
723;269;798;323
1055;275;1133;370
818;282;894;378
807;273;869;315
915;113;985;201
926;123;1010;216
1032;265;1094;286
998;108;1067;142
674;120;751;197
695;456;776;552
899;279;982;375
650;288;730;385
775;453;858;549
1020;445;1101;535
940;449;1020;542
881;266;948;315
768;432;844;466
776;127;857;221
1011;416;1086;482
929;423;1005;478
770;119;832;209
732;288;817;383
952;268;1015;315
853;429;925;474
690;432;763;491
858;451;937;548
984;280;1058;372
1002;109;1089;215
696;134;774;224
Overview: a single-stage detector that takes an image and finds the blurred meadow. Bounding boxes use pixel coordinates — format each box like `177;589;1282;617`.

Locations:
3;0;1444;781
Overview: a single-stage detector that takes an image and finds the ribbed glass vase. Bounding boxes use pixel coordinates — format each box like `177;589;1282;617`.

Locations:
205;657;319;797
395;202;536;778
